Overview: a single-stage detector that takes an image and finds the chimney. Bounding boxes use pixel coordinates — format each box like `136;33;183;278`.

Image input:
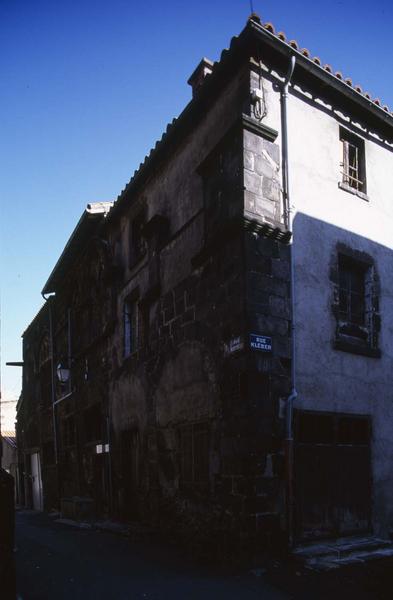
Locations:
187;58;214;98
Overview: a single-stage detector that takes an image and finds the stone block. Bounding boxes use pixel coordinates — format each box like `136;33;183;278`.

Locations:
255;314;289;337
244;190;257;213
262;139;280;166
269;295;290;319
251;274;288;298
244;149;255;171
273;337;292;359
244;129;263;155
271;258;290;281
244;170;262;195
251;255;272;276
262;177;281;202
255;197;277;218
254;154;275;179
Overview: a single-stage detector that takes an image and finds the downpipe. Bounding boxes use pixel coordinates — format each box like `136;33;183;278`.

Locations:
279;54;298;549
41;292;61;509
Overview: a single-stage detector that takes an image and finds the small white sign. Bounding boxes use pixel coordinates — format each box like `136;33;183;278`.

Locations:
224;336;244;355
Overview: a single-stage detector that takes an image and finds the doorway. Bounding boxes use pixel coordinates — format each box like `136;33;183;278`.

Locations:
294;410;372;541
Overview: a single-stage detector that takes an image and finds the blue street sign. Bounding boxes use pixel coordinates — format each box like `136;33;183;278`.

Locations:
250;334;272;352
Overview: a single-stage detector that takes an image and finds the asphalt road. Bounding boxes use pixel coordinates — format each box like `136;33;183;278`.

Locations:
15;510;288;600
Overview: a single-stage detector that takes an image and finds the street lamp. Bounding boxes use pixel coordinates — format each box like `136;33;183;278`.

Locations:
56;362;71;385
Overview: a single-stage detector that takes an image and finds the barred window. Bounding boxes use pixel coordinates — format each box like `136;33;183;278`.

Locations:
338;255;366;329
340;128;366;193
332;248;381;358
124;298;139;357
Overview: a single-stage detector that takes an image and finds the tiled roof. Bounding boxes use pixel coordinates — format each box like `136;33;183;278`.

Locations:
249;14;391;114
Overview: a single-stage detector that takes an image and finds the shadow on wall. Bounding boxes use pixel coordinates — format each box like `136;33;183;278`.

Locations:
291;211;393;540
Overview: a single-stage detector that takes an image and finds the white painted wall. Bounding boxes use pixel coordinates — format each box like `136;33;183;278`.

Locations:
269;78;393;535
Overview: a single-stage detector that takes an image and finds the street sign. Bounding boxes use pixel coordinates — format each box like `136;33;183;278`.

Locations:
249;334;272;352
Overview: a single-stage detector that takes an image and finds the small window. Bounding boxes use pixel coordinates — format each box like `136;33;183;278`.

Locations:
129;211;146;265
338;255;366;331
124;298;139;357
332;249;381;357
340;128;366;193
178;423;209;489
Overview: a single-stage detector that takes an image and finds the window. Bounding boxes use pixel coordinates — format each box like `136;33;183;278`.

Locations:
129;210;146;265
178;423;209;489
338;255;366;331
331;249;381;357
340;128;366;194
124;298;139;357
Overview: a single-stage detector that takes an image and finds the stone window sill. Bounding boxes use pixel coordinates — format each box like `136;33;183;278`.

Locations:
338;182;369;202
333;338;381;358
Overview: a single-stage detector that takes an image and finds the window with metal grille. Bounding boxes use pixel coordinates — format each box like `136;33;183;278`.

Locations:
331;247;381;358
178;423;209;489
338;255;366;328
124;298;139;357
340;128;366;193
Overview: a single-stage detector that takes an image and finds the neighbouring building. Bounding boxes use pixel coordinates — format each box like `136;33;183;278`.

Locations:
1;432;17;479
17;14;393;558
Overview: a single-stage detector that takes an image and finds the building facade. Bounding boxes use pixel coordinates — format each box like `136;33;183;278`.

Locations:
17;15;393;556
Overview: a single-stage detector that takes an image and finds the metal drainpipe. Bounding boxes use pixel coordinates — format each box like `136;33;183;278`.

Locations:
41;292;61;509
279;54;298;548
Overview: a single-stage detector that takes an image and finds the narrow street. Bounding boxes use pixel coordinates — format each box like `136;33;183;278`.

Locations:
15;510;288;600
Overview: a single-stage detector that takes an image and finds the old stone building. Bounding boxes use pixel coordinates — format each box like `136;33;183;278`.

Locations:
17;15;393;558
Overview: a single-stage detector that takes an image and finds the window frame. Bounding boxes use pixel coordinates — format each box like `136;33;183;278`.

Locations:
129;209;147;267
331;248;381;358
124;296;139;358
339;127;368;200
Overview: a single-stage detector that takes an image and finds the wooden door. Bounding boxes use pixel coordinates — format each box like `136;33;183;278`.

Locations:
294;411;372;541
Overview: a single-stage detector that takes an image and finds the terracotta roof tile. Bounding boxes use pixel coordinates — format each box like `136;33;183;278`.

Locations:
255;15;391;115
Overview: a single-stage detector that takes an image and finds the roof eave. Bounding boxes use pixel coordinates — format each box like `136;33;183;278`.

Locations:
248;20;393;140
107;18;393;223
42;202;113;295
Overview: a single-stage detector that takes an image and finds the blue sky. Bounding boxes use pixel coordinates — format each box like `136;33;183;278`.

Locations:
1;0;393;404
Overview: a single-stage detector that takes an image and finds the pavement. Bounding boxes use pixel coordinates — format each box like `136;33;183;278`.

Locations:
15;510;393;599
15;510;288;600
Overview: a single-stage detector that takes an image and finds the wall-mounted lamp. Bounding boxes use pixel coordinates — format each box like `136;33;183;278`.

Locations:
56;362;71;384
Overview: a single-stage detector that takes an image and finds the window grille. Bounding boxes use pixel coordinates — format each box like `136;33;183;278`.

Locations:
124;299;139;357
340;128;366;193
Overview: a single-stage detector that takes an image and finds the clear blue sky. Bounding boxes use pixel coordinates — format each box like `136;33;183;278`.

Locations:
1;0;392;403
